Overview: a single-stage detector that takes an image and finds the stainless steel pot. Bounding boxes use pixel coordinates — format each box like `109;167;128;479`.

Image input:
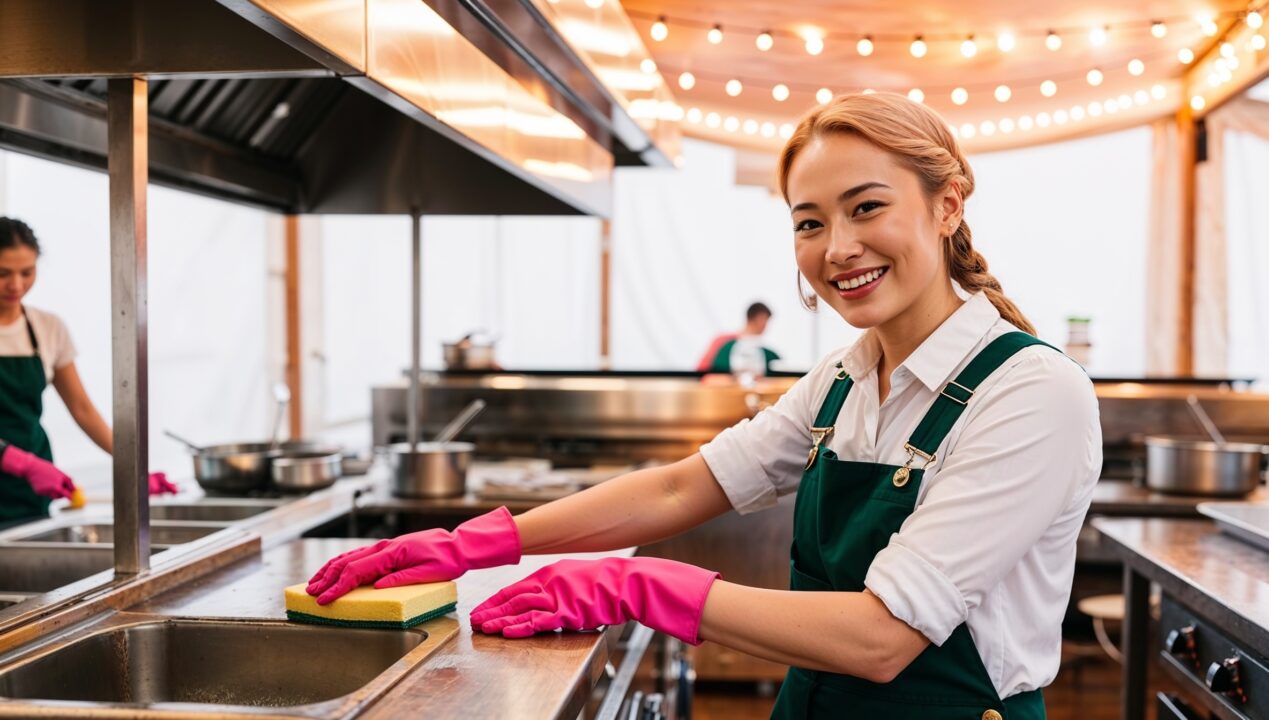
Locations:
442;342;496;370
1145;435;1269;497
271;449;343;493
389;442;474;498
188;441;326;495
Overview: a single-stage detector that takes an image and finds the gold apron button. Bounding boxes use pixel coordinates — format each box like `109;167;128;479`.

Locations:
892;466;910;487
982;710;1003;720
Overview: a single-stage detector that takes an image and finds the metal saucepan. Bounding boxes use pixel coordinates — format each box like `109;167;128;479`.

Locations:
165;431;329;495
391;399;486;498
1145;435;1268;497
442;332;498;370
271;448;343;493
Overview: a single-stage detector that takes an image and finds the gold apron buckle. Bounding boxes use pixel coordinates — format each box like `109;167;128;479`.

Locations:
805;426;835;470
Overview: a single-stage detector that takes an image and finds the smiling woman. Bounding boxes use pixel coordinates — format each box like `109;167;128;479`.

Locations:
305;92;1101;720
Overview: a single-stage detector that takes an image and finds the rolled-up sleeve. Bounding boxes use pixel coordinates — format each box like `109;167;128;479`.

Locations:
699;358;838;514
864;352;1101;645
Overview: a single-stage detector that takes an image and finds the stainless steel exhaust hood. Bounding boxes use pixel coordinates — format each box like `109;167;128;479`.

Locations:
0;0;678;216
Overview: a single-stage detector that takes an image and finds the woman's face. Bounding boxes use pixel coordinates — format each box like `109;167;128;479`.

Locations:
787;133;959;331
0;245;38;310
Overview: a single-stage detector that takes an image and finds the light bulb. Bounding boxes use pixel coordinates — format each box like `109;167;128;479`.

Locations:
760;122;776;138
1045;31;1062;51
640;58;657;74
1019;115;1034;130
707;25;723;44
997;32;1016;52
1000;117;1015;133
1134;90;1149;105
980;120;996;136
1151;84;1167;99
723;116;739;132
743;119;758;135
1089;26;1107;47
1252;35;1266;51
772;84;790;102
686;107;702;124
1054;109;1068;125
805;34;824;56
678;72;695;90
961;36;978;58
1128;59;1144;76
650;18;668;42
910;36;927;58
907;88;925;103
1040;80;1057;97
1086;68;1104;86
994;85;1011;102
1070;105;1086;121
1249;12;1264;30
756;31;773;51
857;36;874;56
1151;21;1167;38
584;0;603;8
1036;112;1051;128
1220;42;1235;57
1117;94;1132;109
959;123;976;139
951;87;968;105
1178;47;1194;64
1190;95;1206;110
1088;102;1103;117
725;79;742;96
705;112;720;128
1199;16;1218;37
816;87;833;104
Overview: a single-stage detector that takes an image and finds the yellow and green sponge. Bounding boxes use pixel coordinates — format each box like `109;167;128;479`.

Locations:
284;581;457;630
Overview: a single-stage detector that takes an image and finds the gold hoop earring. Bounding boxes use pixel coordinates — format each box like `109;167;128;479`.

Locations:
796;271;818;311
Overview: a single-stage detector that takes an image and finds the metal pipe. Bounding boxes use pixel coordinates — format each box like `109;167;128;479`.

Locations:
107;77;151;574
407;212;422;448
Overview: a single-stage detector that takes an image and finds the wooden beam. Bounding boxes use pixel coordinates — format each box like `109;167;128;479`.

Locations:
1175;108;1197;376
284;215;303;438
599;220;611;370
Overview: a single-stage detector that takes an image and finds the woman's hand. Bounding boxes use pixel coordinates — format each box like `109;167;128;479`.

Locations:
470;556;720;645
0;445;76;499
305;507;522;605
148;472;178;495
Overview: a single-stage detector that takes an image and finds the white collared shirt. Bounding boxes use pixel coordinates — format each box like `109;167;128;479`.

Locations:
699;293;1101;698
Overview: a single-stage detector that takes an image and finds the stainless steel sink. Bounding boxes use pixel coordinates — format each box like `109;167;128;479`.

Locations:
12;523;226;545
148;502;280;522
0;545;114;593
0;616;451;715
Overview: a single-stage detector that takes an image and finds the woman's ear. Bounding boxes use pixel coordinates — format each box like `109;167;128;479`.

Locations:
938;183;964;235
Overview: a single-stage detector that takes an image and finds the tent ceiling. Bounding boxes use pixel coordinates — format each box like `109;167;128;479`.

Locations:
621;0;1256;155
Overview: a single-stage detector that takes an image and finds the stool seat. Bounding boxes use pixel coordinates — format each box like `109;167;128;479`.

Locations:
1077;594;1124;621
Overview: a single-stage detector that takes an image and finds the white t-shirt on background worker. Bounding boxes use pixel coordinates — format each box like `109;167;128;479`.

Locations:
0;306;77;382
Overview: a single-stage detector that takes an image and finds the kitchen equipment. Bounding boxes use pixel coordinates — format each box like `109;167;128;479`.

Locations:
433;399;486;443
389;442;475;498
271;449;343;493
167;435;327;495
442;332;498;370
1145;435;1268;497
270;382;292;449
1197;502;1269;552
1186;394;1227;445
162;430;203;453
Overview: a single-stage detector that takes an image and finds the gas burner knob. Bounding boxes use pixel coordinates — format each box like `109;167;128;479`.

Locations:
1165;626;1197;666
1205;656;1247;702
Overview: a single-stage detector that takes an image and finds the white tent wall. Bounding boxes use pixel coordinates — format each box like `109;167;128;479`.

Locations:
0;149;273;486
1223;128;1269;385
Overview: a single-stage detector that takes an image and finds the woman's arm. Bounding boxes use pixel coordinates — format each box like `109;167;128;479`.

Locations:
515;453;733;554
51;362;112;454
699;583;930;683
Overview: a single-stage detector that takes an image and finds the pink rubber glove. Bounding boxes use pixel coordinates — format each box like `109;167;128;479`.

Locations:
0;445;76;500
306;506;522;605
470;557;720;645
148;471;178;496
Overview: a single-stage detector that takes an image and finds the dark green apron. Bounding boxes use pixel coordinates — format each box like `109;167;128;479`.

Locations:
771;332;1053;720
0;308;52;524
708;338;780;374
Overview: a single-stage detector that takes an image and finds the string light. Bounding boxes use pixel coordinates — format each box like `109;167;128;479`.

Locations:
961;35;978;58
997;32;1016;52
1070;105;1085;121
678;72;695;90
1086;68;1104;86
1178;47;1195;64
1220;41;1236;57
804;34;824;56
816;87;833;104
907;88;925;103
584;0;603;8
1089;25;1108;47
708;24;723;44
1199;15;1218;36
910;36;927;58
772;84;790;101
1045;30;1062;51
650;16;668;42
1151;21;1168;38
994;85;1012;102
951;87;969;105
705;112;720;128
756;31;773;51
1190;95;1206;110
686;107;702;123
1000;117;1015;133
1252;35;1266;50
723;116;739;132
761;122;776;138
857;36;874;56
640;58;657;74
1128;58;1145;75
1249;11;1264;30
743;119;758;135
1151;84;1167;99
1040;80;1057;97
725;79;743;96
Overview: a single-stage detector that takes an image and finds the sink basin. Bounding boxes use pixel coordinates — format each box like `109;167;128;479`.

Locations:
13;523;226;545
0;618;427;708
0;545;114;593
148;502;280;522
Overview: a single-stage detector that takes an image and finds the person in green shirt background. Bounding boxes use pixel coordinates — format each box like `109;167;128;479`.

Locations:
696;301;781;374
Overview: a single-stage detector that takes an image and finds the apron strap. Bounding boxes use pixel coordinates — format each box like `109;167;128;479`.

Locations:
20;307;40;357
904;332;1059;462
812;362;853;427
